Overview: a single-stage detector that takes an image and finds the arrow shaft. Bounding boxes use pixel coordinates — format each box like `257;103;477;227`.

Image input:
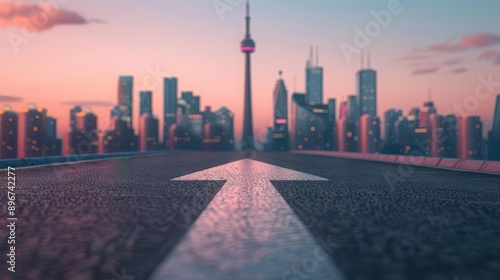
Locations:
149;177;344;280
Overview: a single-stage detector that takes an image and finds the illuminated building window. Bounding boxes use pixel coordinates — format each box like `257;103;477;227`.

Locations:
347;132;352;138
33;126;39;132
298;145;303;150
310;126;316;132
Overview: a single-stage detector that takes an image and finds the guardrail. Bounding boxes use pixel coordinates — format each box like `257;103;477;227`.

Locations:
292;150;500;175
0;150;171;170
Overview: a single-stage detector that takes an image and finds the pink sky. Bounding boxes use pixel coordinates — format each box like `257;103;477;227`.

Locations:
1;0;499;141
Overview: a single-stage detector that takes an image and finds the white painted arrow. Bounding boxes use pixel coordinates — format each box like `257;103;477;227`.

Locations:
149;159;345;280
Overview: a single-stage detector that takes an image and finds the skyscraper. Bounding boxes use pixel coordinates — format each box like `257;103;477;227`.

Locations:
359;114;381;154
241;0;256;150
384;109;402;145
118;76;133;127
356;55;377;118
140;91;153;116
164;77;178;146
103;116;137;153
0;106;18;159
488;95;500;161
69;109;98;155
339;100;349;120
457;116;483;160
45;116;61;156
419;95;437;128
139;113;159;151
291;93;330;150
272;71;289;151
18;104;47;158
305;47;323;105
426;114;444;158
70;105;82;131
442;115;457;158
181;91;201;114
327;98;337;151
216;107;235;151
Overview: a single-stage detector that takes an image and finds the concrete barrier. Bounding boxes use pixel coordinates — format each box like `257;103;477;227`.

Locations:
421;157;442;167
396;156;409;164
455;160;486;172
291;151;500;175
0;151;170;169
438;158;461;169
481;161;500;173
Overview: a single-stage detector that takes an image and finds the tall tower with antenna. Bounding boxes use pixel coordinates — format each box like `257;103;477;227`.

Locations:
305;46;323;105
241;0;256;150
356;51;377;118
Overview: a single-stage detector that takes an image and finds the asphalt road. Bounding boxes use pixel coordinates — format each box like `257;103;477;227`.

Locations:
1;152;499;280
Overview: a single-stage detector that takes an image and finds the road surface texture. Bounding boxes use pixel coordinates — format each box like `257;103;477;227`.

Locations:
0;152;499;280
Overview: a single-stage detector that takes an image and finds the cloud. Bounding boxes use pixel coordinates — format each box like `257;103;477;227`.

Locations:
449;67;467;74
427;33;500;53
0;1;103;32
442;58;462;66
399;54;433;61
60;100;115;107
478;50;500;65
0;95;23;102
412;66;439;75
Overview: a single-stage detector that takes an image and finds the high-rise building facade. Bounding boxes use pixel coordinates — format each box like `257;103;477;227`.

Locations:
17;104;47;158
69;110;98;155
216;107;235;151
181;91;201;115
488;95;500;161
291;93;332;150
356;69;377;118
139;113;159;151
442;115;457;158
327;98;337;151
359;114;381;154
305;48;323;105
70;106;82;131
384;109;402;145
118;76;133;127
164;77;178;146
45;116;61;156
272;72;289;151
0;106;18;159
140;91;153;116
457;116;483;160
426;113;444;158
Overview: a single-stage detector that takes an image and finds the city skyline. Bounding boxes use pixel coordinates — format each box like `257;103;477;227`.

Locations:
1;1;500;142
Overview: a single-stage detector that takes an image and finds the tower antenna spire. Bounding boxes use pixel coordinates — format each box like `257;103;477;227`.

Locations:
428;88;432;101
361;50;364;69
316;46;319;66
367;49;371;69
309;46;313;67
245;0;250;37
